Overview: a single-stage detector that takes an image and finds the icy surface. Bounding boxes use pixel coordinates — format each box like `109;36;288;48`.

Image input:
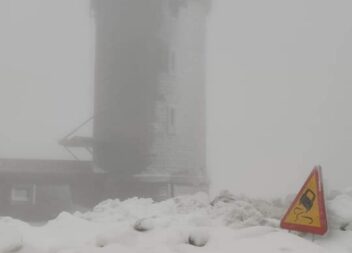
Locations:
0;190;352;252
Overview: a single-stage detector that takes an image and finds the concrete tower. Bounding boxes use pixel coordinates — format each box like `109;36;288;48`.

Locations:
91;0;210;199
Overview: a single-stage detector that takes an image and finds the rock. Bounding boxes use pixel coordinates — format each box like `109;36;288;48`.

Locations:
133;218;155;232
188;229;209;247
210;190;236;206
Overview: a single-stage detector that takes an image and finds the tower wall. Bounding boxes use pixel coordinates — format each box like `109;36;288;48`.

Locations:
92;0;164;177
91;0;209;198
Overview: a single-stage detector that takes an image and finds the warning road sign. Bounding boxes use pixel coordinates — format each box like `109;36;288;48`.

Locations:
280;166;328;235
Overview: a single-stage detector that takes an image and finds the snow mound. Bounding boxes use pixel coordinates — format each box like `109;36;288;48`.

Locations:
1;189;352;252
210;191;285;228
77;191;284;230
76;197;156;223
222;200;266;228
171;192;210;213
77;192;210;226
327;194;352;230
0;223;22;253
74;188;352;234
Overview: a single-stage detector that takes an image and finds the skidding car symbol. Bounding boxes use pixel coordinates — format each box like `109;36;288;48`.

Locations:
294;189;316;224
300;189;316;211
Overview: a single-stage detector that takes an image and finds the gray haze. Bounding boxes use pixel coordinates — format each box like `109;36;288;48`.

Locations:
0;0;94;160
1;0;352;199
208;0;352;198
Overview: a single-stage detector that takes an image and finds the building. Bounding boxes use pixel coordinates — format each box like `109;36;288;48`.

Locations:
90;0;210;199
0;159;105;221
0;1;210;221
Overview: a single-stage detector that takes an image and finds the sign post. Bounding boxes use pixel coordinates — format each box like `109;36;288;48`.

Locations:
280;166;328;235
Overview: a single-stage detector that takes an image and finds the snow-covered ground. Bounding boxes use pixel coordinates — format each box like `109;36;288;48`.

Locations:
1;189;352;253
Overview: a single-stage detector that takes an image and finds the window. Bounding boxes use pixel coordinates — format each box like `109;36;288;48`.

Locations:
160;47;176;75
11;185;36;205
167;106;176;134
170;51;175;74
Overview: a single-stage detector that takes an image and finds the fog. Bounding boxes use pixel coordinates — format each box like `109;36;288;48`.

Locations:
0;0;94;159
208;0;352;198
1;0;352;219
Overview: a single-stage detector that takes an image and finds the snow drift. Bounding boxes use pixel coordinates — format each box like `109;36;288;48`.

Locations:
0;189;352;252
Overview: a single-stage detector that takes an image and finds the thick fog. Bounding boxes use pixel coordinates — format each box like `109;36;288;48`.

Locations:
0;0;94;159
1;0;352;205
208;0;352;198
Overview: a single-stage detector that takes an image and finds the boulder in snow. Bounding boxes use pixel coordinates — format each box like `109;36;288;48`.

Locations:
188;228;209;247
134;218;155;232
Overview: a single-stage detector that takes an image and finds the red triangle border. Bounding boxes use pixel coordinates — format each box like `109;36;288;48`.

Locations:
280;166;328;235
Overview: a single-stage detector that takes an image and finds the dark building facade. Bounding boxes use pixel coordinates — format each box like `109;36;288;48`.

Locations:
0;159;105;221
91;0;210;199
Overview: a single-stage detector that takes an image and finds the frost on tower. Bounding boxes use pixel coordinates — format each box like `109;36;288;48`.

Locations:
91;0;210;199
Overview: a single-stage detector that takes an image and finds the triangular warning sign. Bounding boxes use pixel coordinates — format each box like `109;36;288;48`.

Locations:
280;166;328;235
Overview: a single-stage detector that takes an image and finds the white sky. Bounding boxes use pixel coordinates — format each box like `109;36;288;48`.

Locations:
1;0;352;198
207;0;352;198
0;0;94;160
